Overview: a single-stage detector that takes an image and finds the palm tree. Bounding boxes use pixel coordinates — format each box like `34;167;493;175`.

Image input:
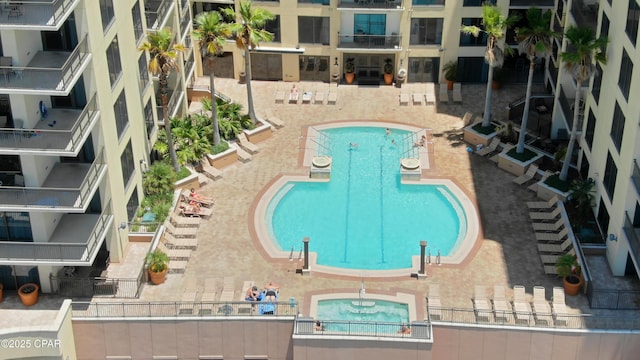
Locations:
461;5;520;127
192;11;231;146
514;8;558;154
558;26;607;181
222;1;274;123
139;28;186;172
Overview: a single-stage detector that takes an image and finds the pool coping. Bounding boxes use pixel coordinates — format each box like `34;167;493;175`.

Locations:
250;122;482;278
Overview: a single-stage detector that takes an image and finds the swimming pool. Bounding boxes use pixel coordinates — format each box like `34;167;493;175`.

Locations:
266;126;469;270
316;298;410;323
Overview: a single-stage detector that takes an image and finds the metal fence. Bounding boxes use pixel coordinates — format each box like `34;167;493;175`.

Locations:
50;276;143;298
294;318;431;340
587;287;640;310
72;301;299;318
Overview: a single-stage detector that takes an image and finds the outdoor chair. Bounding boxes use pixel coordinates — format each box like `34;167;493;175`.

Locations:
164;232;198;249
234;141;253;162
314;89;325;104
539;247;575;265
537;237;573;254
180;205;213;218
399;93;410;105
461;112;474;127
158;241;191;261
289;88;299;103
425;83;436;104
169;213;201;228
529;207;561;221
490;143;513;163
201;160;223;181
275;87;285;103
427;284;442;320
200;278;217;315
535;228;569;242
532;286;552;325
492;285;510;320
184;190;215;207
179;278;198;315
438;83;449;103
165;221;198;237
238;280;256;314
452;83;463;103
552;287;569;324
412;93;422;105
512;285;532;324
263;110;284;129
475;138;501;157
532;218;564;232
237;132;259;154
513;164;539;185
527;195;560;210
327;83;338;105
473;285;493;321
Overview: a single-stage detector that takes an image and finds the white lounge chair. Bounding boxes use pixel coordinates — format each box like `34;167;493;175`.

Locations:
490;143;513;163
492;285;510;320
412;93;422;105
314;90;324;104
552;287;569;324
532;286;552;325
165;221;198;237
425;83;436;104
169;213;201;228
327;83;337;104
529;207;561;221
452;83;462;103
399;93;410;105
427;284;442;320
512;285;532;324
275;87;285;103
536;228;569;242
461;112;474;127
540;247;575;265
199;278;217;315
538;238;573;254
527;195;560;210
164;232;198;250
301;90;313;104
528;171;553;192
179;279;198;315
439;83;448;103
201;160;222;181
288;88;299;103
473;285;493;321
238;280;255;314
513;164;539;185
532;218;564;232
475;138;501;157
233;142;252;163
158;241;191;261
237;132;259;154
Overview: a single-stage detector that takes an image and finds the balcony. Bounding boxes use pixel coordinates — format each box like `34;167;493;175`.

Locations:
0;151;107;212
337;34;402;50
179;5;191;40
632;160;640;196
570;0;598;31
338;0;404;9
0;207;113;266
509;0;553;7
156;81;185;122
184;52;195;81
0;0;80;31
623;211;640;271
0;94;100;156
0;35;91;95
145;0;175;31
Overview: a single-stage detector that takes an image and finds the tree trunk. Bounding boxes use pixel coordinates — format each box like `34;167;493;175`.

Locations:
161;94;180;172
482;65;494;127
210;70;221;146
244;51;257;123
516;61;536;154
559;86;583;181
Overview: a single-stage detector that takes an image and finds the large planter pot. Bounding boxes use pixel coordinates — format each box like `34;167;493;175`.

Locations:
563;275;582;296
492;81;502;90
384;73;393;85
207;147;237;169
148;269;168;285
463;124;498;148
497;147;544;176
447;80;454;91
18;283;39;306
345;72;355;84
245;122;273;144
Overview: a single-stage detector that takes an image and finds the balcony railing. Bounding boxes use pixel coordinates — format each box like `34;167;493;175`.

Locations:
180;6;191;40
0;0;80;30
145;0;175;31
338;0;403;9
548;64;558;88
0;94;99;155
558;87;574;129
0;35;90;95
624;211;640;267
184;51;195;81
0;206;113;265
156;81;184;122
570;0;598;31
294;318;431;340
0;150;106;211
338;34;402;49
632;160;640;196
508;0;553;6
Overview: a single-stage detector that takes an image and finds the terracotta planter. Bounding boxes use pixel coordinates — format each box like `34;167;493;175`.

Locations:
384;73;393;85
345;72;355;84
148;269;168;285
492;81;502;90
563;275;582;296
18;283;39;306
447;80;454;91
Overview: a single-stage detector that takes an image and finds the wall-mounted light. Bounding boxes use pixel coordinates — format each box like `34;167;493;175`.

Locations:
334;57;339;66
119;222;127;230
609;233;618;242
140;159;148;172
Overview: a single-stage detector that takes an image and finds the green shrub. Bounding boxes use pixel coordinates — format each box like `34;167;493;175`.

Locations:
211;140;229;155
176;166;191;180
472;122;497;135
506;148;538;162
544;174;570;192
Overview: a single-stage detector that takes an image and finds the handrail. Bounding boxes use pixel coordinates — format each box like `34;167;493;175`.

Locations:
145;0;174;31
631;160;640;195
0;0;78;28
338;34;401;49
294;318;431;339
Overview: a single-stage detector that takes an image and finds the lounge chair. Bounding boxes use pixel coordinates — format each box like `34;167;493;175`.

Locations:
490;143;513;163
529;207;561;221
438;83;448;103
538;238;573;254
412;93;422;105
532;218;564;232
158;241;191;261
539;247;575;265
552;287;569;324
532;286;552;325
512;285;532;324
314;90;324;104
165;221;198;237
399;93;410;105
180;205;212;218
513;164;539;185
461;112;473;127
237;132;259;154
527;195;560;210
234;142;252;162
263;111;284;129
288;88;299;104
275;87;285;103
238;280;255;314
201;160;222;181
475;138;501;157
327;83;338;105
492;285;510;320
178;278;198;315
199;278;217;315
452;83;462;103
473;285;493;321
183;191;215;207
425;83;436;104
544;264;558;275
164;232;198;250
169;213;201;228
427;284;442;320
527;171;553;192
536;228;568;242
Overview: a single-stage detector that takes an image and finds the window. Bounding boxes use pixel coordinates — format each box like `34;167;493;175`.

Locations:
591;63;602;103
114;90;130;140
120;141;135;187
626;0;639;46
106;36;122;87
603;153;618;200
265;16;281;42
585;109;596;150
144;99;154;140
610;102;625;152
126;188;139;221
460;19;487;46
298;0;329;4
354;14;386;35
0;212;33;241
597;198;610;235
132;1;144;43
413;0;445;5
138;54;149;92
618;50;633;101
298;17;330;45
99;0;115;32
463;0;494;6
410;18;444;45
601;12;610;39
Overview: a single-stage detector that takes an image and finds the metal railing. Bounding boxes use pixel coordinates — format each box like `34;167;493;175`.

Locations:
632;160;640;196
71;301;299;318
294;318;431;339
570;0;598;31
587;288;640;310
338;34;401;49
0;93;99;154
0;0;79;29
156;81;184;122
128;221;161;233
623;211;640;268
427;306;640;330
50;275;142;298
558;87;574;129
0;35;90;93
0;204;112;263
338;0;403;8
0;150;106;210
145;0;174;31
180;6;191;40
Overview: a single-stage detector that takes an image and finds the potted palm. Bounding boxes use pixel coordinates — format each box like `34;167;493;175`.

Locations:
345;57;355;84
442;61;458;90
556;254;582;296
18;283;39;306
146;249;170;285
383;58;394;85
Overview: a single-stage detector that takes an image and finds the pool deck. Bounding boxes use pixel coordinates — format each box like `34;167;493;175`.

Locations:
137;77;601;316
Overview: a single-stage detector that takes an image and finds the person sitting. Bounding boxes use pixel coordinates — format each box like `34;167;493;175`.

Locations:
180;203;201;214
245;285;259;301
349;142;358;148
189;188;214;205
314;320;325;331
398;324;411;334
289;85;298;101
264;281;280;302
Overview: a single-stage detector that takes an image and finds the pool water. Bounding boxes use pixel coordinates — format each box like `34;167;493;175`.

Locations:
268;126;467;270
316;299;409;330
